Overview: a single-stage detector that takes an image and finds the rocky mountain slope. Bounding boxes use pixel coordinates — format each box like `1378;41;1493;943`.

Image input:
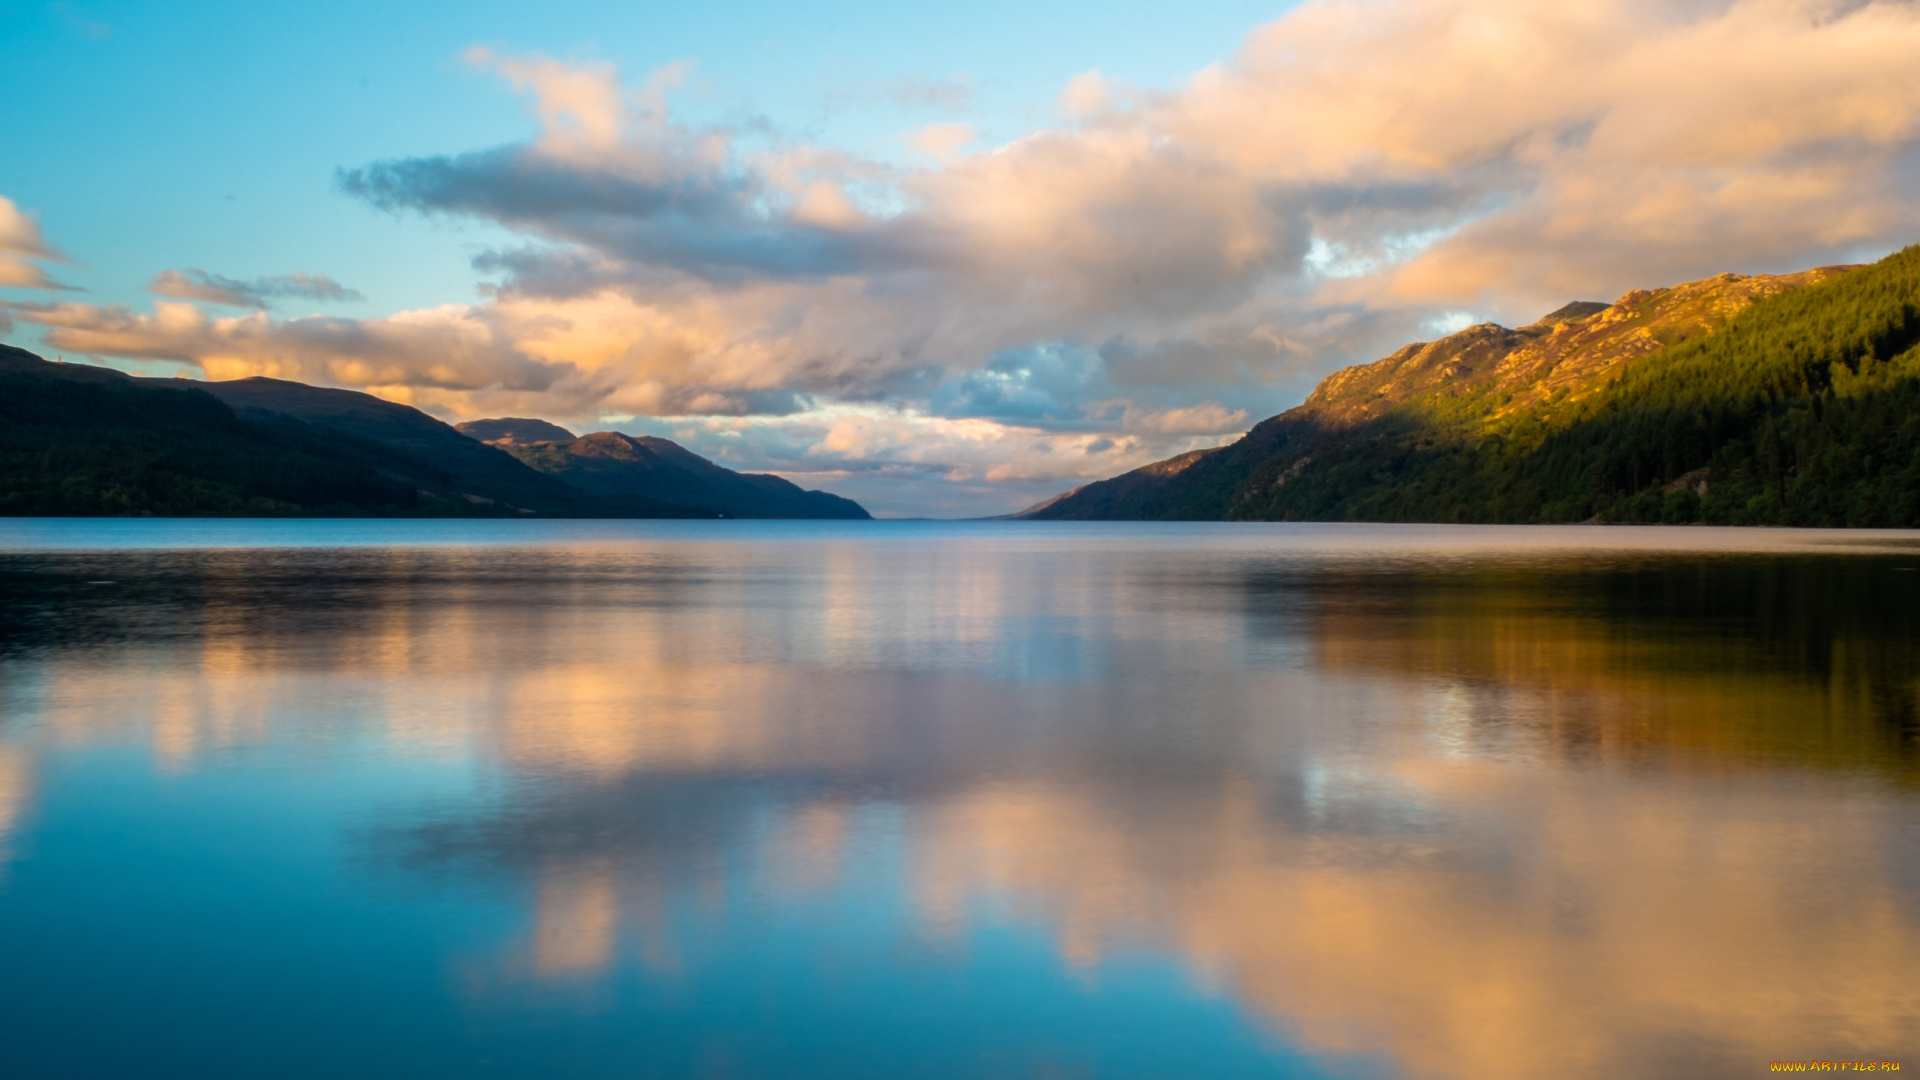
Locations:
458;422;870;520
1027;248;1920;526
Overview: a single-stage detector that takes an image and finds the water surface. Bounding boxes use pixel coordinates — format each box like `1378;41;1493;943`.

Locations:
1;521;1916;1078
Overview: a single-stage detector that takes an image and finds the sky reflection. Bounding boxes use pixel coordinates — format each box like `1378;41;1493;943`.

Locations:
0;522;1915;1078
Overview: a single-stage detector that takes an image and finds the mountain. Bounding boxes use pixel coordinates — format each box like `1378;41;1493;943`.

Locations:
136;375;623;515
0;346;708;517
454;417;577;445
458;425;871;520
1028;246;1920;526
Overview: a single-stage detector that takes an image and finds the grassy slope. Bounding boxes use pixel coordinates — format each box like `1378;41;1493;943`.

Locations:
1036;246;1920;526
1238;245;1920;525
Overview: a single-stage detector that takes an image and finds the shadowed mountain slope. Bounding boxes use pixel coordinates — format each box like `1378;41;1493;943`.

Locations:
138;376;612;515
0;347;707;517
454;417;576;446
1027;250;1920;526
1;346;469;516
460;426;870;520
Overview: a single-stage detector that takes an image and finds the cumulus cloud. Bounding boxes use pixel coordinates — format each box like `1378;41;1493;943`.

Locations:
0;196;75;291
1058;70;1111;118
610;406;1238;517
147;268;366;308
909;122;975;163
0;260;58;290
12;0;1920;514
8;299;562;391
0;198;58;260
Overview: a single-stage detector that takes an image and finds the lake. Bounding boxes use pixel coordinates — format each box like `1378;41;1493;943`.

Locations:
0;520;1915;1078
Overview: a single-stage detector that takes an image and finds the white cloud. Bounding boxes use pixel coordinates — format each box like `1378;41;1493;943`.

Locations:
910;122;975;163
10;0;1920;514
1058;70;1111;118
0;196;73;291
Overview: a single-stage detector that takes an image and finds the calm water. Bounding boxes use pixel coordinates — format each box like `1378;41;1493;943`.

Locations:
1;520;1916;1079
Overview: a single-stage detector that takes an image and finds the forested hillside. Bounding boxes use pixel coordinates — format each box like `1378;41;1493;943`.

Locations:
142;374;645;516
0;347;704;517
2;347;432;515
1031;246;1920;526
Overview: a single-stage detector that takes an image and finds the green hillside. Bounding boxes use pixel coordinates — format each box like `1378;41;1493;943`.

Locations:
1032;245;1920;526
0;347;705;517
142;374;653;516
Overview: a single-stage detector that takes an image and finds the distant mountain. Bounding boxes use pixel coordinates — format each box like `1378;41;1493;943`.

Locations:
454;417;577;445
459;425;871;520
0;346;709;518
1029;247;1920;526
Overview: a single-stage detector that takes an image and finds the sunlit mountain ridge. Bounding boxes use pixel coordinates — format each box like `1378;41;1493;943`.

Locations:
1028;246;1920;525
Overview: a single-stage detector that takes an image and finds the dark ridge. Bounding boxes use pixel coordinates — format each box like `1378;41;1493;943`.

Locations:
0;347;710;518
490;429;871;520
455;417;577;445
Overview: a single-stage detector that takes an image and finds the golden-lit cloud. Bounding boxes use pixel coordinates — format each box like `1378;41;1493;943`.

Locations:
8;0;1920;512
0;196;59;261
8;299;560;391
0;195;73;292
909;121;975;163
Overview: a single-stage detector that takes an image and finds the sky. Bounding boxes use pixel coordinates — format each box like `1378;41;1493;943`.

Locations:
4;0;1919;517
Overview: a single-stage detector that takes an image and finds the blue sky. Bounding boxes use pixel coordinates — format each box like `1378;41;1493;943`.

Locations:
4;0;1918;516
1;0;1282;315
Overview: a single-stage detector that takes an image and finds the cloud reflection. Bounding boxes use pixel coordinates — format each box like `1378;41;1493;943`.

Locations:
0;744;31;875
2;530;1917;1076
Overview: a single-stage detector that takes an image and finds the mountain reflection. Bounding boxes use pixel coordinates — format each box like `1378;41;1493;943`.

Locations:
2;528;1916;1079
1285;559;1920;775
